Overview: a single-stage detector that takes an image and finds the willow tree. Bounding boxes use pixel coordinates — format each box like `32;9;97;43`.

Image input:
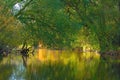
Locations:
61;0;120;52
10;0;81;49
2;0;120;52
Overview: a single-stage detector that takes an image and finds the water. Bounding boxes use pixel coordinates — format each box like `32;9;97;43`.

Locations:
9;63;25;80
0;51;120;80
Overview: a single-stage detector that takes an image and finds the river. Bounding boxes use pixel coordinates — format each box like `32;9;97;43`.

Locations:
0;49;120;80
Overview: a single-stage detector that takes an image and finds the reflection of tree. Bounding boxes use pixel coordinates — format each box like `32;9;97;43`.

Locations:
20;41;34;67
94;61;117;80
0;64;13;80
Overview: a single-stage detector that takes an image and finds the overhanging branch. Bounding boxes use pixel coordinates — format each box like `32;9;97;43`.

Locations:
15;0;33;17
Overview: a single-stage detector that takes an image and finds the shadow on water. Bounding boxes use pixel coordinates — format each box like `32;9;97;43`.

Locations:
94;60;120;80
0;64;13;80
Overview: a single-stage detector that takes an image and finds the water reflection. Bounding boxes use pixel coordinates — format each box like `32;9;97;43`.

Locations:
0;50;120;80
95;61;120;80
0;64;13;80
0;55;26;80
9;62;25;80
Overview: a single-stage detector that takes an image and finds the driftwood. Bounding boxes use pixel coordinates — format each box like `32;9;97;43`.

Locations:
20;41;34;67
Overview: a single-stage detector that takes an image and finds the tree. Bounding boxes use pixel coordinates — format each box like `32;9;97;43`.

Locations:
12;0;81;49
61;0;120;52
2;0;119;53
0;0;26;53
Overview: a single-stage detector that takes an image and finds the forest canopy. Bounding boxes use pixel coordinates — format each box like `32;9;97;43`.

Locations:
0;0;120;52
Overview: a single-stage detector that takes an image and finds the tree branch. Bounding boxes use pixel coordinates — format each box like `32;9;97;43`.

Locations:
15;0;33;17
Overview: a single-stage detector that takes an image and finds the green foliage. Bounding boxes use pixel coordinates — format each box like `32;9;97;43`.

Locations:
0;1;23;48
16;0;81;48
0;0;120;51
62;0;120;51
